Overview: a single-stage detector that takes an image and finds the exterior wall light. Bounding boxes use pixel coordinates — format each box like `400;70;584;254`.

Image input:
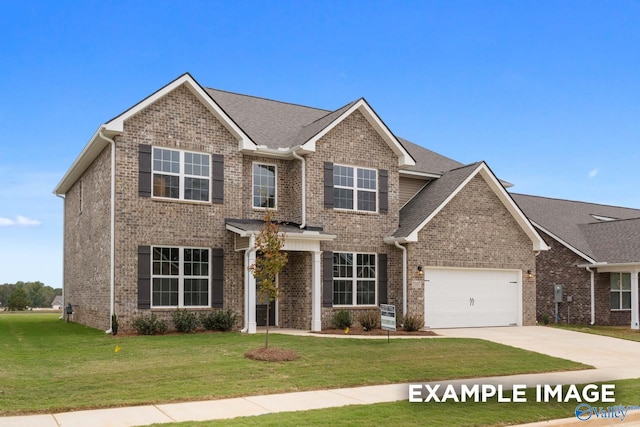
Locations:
527;269;533;279
417;265;423;275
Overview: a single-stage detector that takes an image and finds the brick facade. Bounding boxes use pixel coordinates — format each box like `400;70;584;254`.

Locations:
62;79;541;333
406;175;537;326
535;230;631;326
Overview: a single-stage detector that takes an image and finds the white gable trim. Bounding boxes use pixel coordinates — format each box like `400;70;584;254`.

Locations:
301;99;415;167
54;74;255;195
404;163;549;251
104;73;253;150
531;221;597;264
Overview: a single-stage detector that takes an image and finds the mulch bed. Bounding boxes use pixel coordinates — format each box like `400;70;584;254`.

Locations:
244;347;301;362
314;325;437;336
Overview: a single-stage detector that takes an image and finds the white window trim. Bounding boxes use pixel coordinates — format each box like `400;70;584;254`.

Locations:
333;164;378;213
152;147;212;203
332;251;377;307
151;246;211;308
252;161;277;210
610;272;632;311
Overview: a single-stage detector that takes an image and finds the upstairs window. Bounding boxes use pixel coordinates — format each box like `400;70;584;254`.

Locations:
333;165;377;212
152;147;210;202
253;163;276;209
610;272;631;310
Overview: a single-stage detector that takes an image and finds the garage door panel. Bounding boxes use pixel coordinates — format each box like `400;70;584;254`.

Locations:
424;268;519;329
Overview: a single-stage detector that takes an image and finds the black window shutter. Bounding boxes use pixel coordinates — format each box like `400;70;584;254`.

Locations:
211;248;224;308
139;144;152;197
378;253;388;304
138;246;151;309
211;154;224;204
324;162;334;209
379;169;388;214
322;251;334;307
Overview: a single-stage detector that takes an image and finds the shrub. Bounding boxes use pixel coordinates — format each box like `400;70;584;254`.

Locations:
402;314;424;332
201;309;237;331
358;310;379;331
172;309;200;333
132;313;168;335
111;314;119;335
331;310;353;329
542;313;550;325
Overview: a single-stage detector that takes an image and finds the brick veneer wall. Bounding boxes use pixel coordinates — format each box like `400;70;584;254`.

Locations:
535;230;630;326
407;175;537;326
303;110;403;328
111;84;247;332
278;251;311;329
63;146;112;330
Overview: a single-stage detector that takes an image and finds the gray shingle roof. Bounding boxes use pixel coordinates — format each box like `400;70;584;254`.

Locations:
393;162;482;238
205;87;461;175
511;193;640;262
580;219;640;263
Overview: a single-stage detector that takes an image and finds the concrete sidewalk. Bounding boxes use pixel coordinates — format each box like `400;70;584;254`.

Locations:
2;326;640;427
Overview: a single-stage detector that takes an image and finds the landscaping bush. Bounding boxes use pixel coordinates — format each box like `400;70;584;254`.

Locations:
132;313;168;335
331;310;353;329
172;309;200;333
200;309;237;331
402;314;424;332
358;310;379;331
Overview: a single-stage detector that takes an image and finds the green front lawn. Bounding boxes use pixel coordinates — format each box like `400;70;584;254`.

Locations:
152;378;640;426
555;324;640;342
0;313;589;415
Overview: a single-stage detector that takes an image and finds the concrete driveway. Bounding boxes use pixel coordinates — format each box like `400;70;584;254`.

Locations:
438;326;640;381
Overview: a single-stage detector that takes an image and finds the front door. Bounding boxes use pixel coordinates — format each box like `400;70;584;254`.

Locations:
256;279;276;327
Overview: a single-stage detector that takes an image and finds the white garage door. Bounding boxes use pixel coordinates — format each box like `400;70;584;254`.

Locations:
424;268;520;329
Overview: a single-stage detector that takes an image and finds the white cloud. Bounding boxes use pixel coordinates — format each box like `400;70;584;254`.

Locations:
588;168;599;178
0;216;41;227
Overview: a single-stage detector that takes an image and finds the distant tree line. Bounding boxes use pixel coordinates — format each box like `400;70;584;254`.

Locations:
0;282;62;311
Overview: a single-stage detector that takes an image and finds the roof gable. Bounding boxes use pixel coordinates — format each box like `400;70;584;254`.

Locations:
299;98;415;167
512;193;640;263
391;162;548;251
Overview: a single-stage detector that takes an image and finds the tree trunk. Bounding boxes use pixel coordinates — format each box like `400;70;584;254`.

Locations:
265;303;270;348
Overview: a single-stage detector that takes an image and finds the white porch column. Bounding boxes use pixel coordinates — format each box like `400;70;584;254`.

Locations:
632;271;639;330
311;250;322;332
247;249;257;334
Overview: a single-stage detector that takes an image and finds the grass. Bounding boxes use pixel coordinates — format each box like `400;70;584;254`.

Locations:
0;313;589;416
149;378;640;426
554;324;640;342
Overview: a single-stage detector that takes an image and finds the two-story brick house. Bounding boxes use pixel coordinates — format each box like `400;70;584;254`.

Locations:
54;73;548;333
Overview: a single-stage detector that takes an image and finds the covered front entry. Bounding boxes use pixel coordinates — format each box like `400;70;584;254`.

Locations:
226;219;336;334
424;267;522;329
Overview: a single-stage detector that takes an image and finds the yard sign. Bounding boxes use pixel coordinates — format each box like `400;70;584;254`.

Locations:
380;303;396;332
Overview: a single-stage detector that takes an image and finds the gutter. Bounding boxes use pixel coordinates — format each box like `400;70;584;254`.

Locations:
55;193;66;320
98;128;116;334
291;149;306;229
394;241;408;318
586;266;595;325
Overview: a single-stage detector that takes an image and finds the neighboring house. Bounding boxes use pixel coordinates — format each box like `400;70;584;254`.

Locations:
54;73;548;334
51;295;63;310
512;194;640;328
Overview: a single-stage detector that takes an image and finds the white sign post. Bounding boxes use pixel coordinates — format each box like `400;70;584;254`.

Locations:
380;303;396;343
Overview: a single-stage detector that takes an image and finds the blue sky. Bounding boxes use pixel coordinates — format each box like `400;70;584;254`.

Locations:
1;1;639;288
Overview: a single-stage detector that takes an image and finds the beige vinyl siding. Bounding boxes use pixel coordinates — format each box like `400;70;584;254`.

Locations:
399;176;430;206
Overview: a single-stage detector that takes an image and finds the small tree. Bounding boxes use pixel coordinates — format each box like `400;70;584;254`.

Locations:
249;212;288;348
7;287;30;311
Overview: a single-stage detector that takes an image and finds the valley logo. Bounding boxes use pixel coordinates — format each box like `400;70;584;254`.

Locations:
575;403;640;422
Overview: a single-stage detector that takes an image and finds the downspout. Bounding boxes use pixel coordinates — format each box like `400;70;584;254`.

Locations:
291;149;306;229
394;241;408;318
241;234;256;333
98;129;116;334
586;266;595;325
55;193;65;319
